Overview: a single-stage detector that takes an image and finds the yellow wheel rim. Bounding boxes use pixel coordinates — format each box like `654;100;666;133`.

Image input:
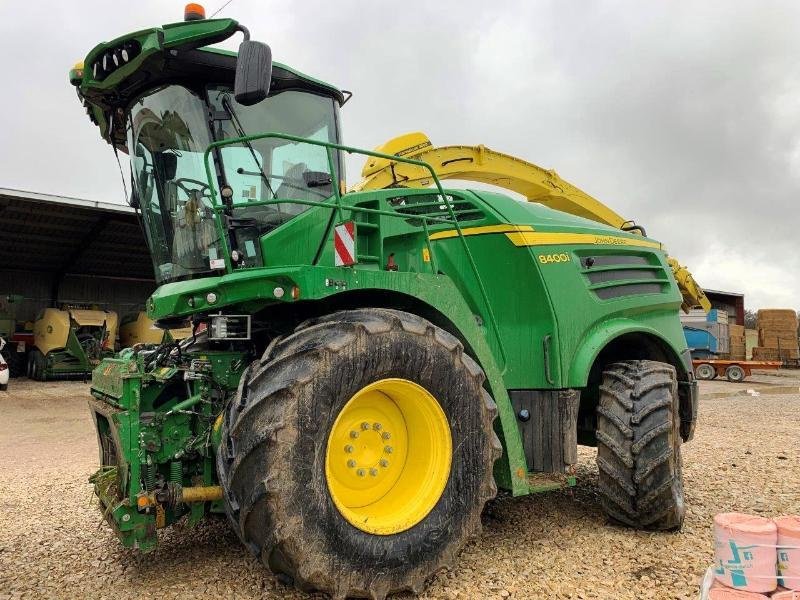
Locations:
325;378;452;535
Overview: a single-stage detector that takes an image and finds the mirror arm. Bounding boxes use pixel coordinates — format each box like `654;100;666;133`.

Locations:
236;24;251;42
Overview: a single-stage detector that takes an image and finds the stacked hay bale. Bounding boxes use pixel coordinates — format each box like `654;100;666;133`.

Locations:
729;324;746;360
752;309;799;362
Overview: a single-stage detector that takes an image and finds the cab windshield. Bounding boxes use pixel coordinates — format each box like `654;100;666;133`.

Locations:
128;84;341;283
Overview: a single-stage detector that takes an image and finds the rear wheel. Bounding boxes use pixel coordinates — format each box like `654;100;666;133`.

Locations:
725;364;746;383
595;360;685;530
34;350;46;381
694;362;715;380
217;308;500;599
28;350;44;381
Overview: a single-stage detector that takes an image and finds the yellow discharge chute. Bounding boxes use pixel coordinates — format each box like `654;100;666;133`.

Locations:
352;132;710;313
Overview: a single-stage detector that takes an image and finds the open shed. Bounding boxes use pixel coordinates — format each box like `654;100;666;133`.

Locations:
0;187;154;328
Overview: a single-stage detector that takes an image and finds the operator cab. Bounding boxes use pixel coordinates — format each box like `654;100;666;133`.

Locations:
129;81;342;282
72;15;345;284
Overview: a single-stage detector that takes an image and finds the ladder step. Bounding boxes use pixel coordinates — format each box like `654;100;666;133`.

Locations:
354;221;379;230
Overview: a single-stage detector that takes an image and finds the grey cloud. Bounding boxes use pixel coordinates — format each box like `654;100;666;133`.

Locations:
0;0;797;309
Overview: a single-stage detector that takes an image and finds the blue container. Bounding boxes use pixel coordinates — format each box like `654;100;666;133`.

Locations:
683;326;719;359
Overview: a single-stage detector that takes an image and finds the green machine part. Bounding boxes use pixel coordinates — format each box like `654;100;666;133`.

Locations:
72;10;698;596
30;309;117;381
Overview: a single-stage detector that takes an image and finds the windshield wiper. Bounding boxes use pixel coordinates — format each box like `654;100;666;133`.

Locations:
219;95;278;204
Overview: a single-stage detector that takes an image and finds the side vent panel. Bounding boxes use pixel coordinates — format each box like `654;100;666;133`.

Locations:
579;252;669;301
387;193;485;225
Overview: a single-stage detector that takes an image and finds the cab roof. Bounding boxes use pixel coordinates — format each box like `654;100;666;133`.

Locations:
71;17;345;145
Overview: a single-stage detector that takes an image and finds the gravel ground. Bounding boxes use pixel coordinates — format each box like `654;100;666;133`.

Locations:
1;375;798;600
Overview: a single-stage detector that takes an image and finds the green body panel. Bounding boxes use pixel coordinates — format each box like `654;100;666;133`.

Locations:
478;193;686;385
90;350;245;550
74;18;693;551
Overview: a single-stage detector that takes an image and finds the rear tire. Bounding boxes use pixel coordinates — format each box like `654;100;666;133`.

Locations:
33;350;46;381
595;359;685;530
725;364;745;383
0;383;7;392
217;308;500;599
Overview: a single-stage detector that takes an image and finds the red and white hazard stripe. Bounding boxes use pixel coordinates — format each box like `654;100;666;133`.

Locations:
334;221;356;266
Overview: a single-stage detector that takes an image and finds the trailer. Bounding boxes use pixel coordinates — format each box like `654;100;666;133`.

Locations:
692;359;782;382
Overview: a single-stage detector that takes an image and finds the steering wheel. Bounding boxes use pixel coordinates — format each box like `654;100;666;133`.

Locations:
174;178;212;199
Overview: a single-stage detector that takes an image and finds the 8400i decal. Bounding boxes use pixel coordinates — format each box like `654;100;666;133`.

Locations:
538;253;571;264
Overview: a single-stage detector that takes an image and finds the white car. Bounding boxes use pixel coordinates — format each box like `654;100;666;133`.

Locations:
0;337;9;391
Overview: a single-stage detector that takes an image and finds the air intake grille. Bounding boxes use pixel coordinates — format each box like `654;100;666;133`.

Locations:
580;253;669;300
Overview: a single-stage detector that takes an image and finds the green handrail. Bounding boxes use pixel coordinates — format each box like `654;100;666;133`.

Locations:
202;131;507;367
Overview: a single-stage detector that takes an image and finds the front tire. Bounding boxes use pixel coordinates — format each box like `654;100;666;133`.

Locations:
595;360;685;530
217;308;501;599
694;362;715;380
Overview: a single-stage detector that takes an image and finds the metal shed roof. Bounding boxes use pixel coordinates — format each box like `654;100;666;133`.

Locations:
0;187;152;281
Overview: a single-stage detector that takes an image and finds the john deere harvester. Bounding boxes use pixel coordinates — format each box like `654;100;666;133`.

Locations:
29;308;117;380
72;7;699;597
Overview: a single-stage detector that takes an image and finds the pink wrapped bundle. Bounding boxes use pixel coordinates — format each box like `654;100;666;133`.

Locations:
776;516;800;591
708;580;768;598
771;588;800;599
714;513;778;593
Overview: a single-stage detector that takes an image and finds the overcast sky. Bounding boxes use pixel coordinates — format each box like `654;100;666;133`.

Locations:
1;1;798;310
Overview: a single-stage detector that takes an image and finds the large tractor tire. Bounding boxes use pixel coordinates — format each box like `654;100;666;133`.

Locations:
595;359;685;530
217;308;501;599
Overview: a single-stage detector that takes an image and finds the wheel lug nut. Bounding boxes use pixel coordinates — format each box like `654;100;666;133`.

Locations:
373;422;382;431
344;445;354;453
382;432;391;440
357;469;366;477
350;430;359;439
369;468;378;477
384;446;393;454
379;459;389;468
347;459;356;468
360;422;370;430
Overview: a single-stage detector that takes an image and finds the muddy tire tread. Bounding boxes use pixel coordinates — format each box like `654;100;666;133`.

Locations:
595;359;685;530
217;308;500;599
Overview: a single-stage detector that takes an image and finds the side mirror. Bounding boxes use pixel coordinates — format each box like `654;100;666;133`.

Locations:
235;40;272;106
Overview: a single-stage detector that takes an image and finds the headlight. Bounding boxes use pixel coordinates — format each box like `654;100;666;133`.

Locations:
90;40;140;81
